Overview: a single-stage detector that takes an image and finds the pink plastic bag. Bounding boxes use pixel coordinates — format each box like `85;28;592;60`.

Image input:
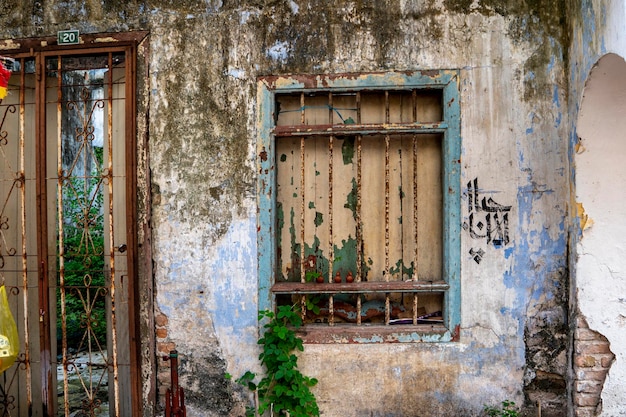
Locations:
0;284;19;373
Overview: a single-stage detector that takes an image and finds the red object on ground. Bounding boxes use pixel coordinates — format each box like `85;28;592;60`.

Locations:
164;350;186;417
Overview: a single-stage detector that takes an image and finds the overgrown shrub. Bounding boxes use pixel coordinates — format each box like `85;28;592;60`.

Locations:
57;148;107;352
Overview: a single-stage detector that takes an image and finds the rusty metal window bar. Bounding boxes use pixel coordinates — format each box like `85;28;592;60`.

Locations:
258;72;461;343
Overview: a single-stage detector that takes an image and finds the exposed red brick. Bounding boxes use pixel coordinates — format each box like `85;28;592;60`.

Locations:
155;313;169;327
157;341;176;354
575;380;602;395
575;393;599;407
600;354;615;368
573;315;614;417
576;342;611;355
575;355;596;368
574;328;598;341
574;407;596;417
576;369;610;381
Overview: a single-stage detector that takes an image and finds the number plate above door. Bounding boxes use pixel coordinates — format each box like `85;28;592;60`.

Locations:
57;30;80;45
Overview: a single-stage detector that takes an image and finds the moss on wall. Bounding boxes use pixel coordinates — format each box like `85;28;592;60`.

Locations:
442;0;568;102
149;14;255;246
247;0;404;72
0;0;24;33
0;1;573;416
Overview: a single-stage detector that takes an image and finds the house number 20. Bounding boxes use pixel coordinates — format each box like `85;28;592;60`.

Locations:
57;30;80;45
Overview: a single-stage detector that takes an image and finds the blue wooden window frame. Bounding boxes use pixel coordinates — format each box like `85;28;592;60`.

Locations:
257;71;461;343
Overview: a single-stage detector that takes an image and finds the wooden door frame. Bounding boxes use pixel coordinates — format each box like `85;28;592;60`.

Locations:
1;31;149;417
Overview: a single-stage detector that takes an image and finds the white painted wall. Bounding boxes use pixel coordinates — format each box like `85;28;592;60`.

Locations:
601;0;626;58
576;52;626;416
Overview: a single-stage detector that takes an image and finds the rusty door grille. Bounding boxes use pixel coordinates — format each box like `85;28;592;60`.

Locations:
259;73;462;343
0;55;37;416
0;47;137;417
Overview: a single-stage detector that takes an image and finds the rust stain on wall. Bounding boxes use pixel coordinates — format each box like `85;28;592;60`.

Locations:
577;202;594;231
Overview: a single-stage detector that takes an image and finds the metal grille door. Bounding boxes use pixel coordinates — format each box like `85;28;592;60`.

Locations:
0;46;137;417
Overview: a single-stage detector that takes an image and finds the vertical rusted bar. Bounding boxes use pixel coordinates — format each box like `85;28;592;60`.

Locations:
328;93;336;326
412;90;419;322
412;89;417;123
356;134;362;325
298;93;305;320
413;134;418;280
328;135;333;272
55;55;70;417
383;147;390;283
125;45;143;417
328;92;333;124
328;134;334;326
299;135;306;316
300;135;305;284
328;295;334;327
356;92;362;326
170;352;179;415
413;133;419;324
385;91;389;124
170;351;185;417
398;141;404;281
297;108;305;321
165;388;171;417
107;52;121;417
384;293;391;325
36;52;54;417
164;350;186;417
384;134;390;325
18;57;32;410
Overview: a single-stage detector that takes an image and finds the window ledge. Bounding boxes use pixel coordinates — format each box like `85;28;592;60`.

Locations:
273;122;447;137
272;280;449;294
295;323;457;344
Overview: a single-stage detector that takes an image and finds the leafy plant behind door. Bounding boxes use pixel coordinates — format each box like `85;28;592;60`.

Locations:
0;284;19;373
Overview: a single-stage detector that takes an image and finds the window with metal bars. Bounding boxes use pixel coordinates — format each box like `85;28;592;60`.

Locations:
257;72;461;343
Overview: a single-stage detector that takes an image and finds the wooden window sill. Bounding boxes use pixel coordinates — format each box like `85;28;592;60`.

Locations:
295;323;456;344
271;280;449;295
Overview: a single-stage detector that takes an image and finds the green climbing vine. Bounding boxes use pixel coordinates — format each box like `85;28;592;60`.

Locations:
229;305;320;417
483;400;520;417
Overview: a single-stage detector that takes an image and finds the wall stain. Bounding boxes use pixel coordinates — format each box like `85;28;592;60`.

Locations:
0;1;574;415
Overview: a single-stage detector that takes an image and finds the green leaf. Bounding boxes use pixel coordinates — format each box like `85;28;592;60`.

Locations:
235;307;319;416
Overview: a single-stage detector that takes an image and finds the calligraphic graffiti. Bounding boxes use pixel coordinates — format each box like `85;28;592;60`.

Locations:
463;178;512;263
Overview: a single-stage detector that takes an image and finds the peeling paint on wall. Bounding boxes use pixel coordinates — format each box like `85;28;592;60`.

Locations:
0;1;584;416
572;28;626;415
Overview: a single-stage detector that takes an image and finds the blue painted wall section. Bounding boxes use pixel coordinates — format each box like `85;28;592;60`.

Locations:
0;1;585;415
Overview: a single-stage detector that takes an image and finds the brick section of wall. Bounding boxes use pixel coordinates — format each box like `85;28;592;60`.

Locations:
573;316;615;417
155;312;175;399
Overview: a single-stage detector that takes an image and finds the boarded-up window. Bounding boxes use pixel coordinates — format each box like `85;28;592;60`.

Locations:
258;72;461;343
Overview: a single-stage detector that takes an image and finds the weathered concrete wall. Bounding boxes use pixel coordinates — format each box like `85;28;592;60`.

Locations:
569;1;626;415
0;1;575;416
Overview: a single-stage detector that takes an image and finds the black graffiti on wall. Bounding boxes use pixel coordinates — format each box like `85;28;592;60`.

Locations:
463;178;512;264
